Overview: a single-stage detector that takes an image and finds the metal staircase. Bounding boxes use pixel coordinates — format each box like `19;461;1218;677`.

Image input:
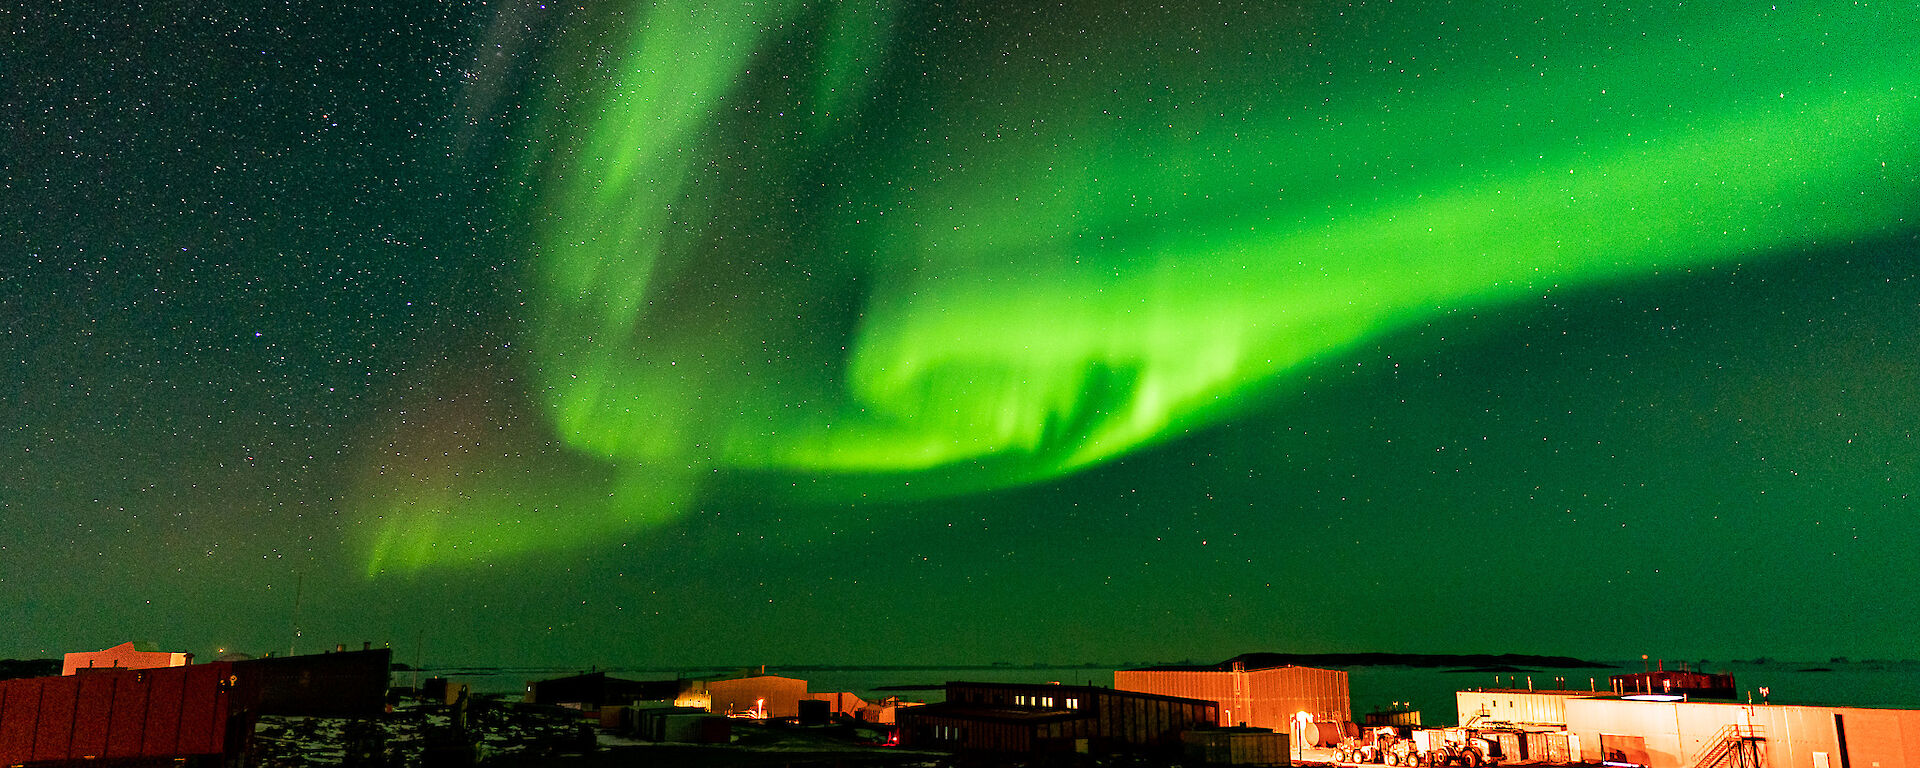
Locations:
1689;725;1766;768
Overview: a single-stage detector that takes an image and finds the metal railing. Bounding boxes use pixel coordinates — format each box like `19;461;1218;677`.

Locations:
1689;724;1766;768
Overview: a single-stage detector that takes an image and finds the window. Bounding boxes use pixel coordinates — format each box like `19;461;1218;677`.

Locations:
1065;697;1080;709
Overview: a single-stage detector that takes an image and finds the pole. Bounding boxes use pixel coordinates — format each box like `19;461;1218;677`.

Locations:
289;572;304;657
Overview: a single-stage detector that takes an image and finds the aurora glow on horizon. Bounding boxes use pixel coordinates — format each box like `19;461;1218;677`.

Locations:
9;0;1920;668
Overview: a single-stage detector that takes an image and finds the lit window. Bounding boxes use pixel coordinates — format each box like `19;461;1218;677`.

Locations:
1042;697;1055;707
1065;698;1080;709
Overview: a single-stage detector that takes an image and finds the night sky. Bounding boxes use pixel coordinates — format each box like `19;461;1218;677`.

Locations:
5;0;1917;669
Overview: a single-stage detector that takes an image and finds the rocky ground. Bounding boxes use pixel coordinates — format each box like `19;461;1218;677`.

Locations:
250;694;595;767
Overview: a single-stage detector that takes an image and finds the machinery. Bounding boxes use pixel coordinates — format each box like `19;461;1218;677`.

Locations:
1338;727;1498;766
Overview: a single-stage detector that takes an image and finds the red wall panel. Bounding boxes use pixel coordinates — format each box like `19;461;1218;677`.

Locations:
105;670;151;757
0;658;353;763
70;673;116;758
30;675;79;762
0;677;44;766
140;668;185;756
175;665;227;755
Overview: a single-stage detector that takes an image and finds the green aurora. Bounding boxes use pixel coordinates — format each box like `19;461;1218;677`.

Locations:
13;0;1920;667
361;0;1918;572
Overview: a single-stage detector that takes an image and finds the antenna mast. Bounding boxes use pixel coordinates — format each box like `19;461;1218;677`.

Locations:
289;572;305;657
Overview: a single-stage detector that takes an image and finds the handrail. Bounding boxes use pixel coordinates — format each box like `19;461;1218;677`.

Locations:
1688;724;1766;768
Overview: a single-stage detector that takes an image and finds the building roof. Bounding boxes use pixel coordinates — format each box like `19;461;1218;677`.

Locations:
1129;652;1602;672
949;680;1108;694
946;681;1220;707
903;701;1085;725
707;674;807;685
1124;659;1337;674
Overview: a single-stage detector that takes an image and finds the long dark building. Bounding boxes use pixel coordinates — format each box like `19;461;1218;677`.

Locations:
898;681;1219;755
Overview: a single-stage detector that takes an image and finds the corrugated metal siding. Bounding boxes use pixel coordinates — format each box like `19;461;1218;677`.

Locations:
1116;666;1349;731
1;676;40;764
0;663;234;765
1562;698;1920;768
106;671;151;756
70;673;113;758
708;676;809;719
1457;691;1579;727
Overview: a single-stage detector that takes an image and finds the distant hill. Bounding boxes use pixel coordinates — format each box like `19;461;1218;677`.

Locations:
0;659;60;680
1140;652;1611;671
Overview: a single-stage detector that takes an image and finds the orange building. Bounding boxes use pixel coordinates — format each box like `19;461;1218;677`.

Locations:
1116;660;1350;732
706;674;809;719
61;642;190;676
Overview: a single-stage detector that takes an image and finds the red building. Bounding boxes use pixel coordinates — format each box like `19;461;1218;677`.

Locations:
0;662;237;765
0;648;389;766
1610;669;1736;699
898;681;1218;755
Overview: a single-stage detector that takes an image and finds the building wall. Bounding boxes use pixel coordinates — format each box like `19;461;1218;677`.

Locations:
0;663;236;765
1184;729;1292;767
1456;690;1595;728
236;647;390;717
908;710;1038;752
707;675;808;719
806;690;872;717
1078;687;1218;749
62;641;190;676
902;682;1217;753
906;681;1090;751
1116;665;1348;731
1565;697;1920;768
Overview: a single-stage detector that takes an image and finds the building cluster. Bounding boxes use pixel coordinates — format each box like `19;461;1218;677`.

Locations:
519;666;920;745
1454;667;1920;768
10;644;1920;768
891;660;1920;768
